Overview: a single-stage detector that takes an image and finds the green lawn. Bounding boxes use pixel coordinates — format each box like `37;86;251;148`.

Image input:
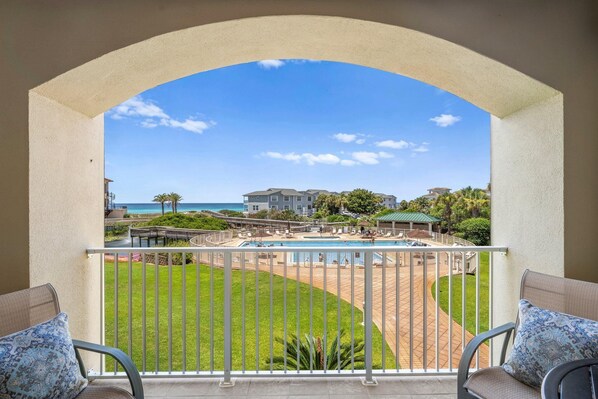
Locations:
431;252;490;335
105;261;395;372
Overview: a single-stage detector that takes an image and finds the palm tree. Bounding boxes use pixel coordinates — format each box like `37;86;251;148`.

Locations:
152;193;169;216
271;330;365;370
435;193;456;233
455;187;489;219
168;192;183;213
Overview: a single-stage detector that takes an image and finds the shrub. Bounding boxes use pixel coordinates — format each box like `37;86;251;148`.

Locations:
271;330;365;370
161;240;193;265
326;214;352;223
219;209;245;217
143;213;228;230
455;218;491;245
104;223;129;241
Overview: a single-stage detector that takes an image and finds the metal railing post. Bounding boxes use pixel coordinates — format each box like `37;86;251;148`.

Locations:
362;251;377;386
220;252;235;387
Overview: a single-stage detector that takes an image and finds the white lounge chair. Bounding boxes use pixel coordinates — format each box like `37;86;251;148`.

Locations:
397;232;404;239
275;230;281;236
384;232;392;238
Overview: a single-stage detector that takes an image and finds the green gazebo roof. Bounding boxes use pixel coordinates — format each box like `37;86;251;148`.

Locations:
375;212;441;223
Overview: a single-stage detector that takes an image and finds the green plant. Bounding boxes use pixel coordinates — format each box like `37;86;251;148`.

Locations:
456;217;491;245
104;262;394;371
168;192;183;213
326;214;352;223
152;193;170;216
104;223;129;241
142;213;228;230
161;240;193;265
272;329;365;370
219;209;245;217
345;189;383;215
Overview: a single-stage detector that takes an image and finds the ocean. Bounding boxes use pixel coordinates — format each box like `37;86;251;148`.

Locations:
116;203;244;215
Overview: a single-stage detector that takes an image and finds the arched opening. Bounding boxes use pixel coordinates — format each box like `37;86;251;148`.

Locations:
28;15;563;360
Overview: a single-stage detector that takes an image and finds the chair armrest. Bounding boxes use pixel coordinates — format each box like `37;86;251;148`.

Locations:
457;322;515;391
72;339;144;399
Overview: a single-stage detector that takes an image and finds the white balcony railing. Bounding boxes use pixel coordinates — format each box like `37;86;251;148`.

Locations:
87;244;507;385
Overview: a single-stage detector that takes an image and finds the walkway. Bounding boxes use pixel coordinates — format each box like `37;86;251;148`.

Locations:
239;254;488;370
195;232;490;370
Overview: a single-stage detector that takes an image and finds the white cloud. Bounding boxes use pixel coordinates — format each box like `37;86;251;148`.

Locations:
410;142;430;156
264;152;303;162
333;133;366;144
351;151;393;165
141;119;158;128
302;153;340;165
375;139;409;149
333;133;357;143
257;59;285;69
110;95;213;135
340;160;359;166
412;145;429;153
430;114;461;127
263;151;340;166
111;96;169;119
161;118;211;134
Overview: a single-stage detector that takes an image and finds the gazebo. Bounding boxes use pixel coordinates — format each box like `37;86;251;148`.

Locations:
374;212;441;235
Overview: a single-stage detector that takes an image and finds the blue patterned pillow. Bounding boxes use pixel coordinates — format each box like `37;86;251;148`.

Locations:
0;312;88;399
502;299;598;388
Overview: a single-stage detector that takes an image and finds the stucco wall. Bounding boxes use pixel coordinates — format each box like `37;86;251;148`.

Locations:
491;94;565;324
29;92;103;357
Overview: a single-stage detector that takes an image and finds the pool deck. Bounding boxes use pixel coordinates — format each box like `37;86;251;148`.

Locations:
213;232;489;370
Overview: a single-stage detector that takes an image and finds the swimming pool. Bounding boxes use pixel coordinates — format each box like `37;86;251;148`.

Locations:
241;239;409;248
241;239;410;265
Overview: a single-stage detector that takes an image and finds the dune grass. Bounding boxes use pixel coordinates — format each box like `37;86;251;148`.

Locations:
104;260;395;372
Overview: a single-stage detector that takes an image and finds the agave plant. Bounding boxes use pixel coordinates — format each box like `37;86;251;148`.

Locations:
271;329;365;370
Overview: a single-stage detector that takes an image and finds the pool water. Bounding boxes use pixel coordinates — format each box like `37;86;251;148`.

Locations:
241;239;409;265
241;239;409;248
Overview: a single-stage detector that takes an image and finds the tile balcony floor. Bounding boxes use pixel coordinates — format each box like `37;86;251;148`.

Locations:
92;376;457;399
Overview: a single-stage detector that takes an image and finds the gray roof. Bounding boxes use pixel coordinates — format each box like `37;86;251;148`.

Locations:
244;190;275;196
245;188;302;196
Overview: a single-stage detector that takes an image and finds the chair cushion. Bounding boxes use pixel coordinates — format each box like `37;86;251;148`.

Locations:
76;385;134;399
464;366;540;399
0;312;88;399
502;299;598;388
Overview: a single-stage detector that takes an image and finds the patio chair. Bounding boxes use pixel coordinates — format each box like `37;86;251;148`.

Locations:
0;284;144;399
458;270;598;399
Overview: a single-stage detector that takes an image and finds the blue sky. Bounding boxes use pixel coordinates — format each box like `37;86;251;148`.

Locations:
105;60;489;203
